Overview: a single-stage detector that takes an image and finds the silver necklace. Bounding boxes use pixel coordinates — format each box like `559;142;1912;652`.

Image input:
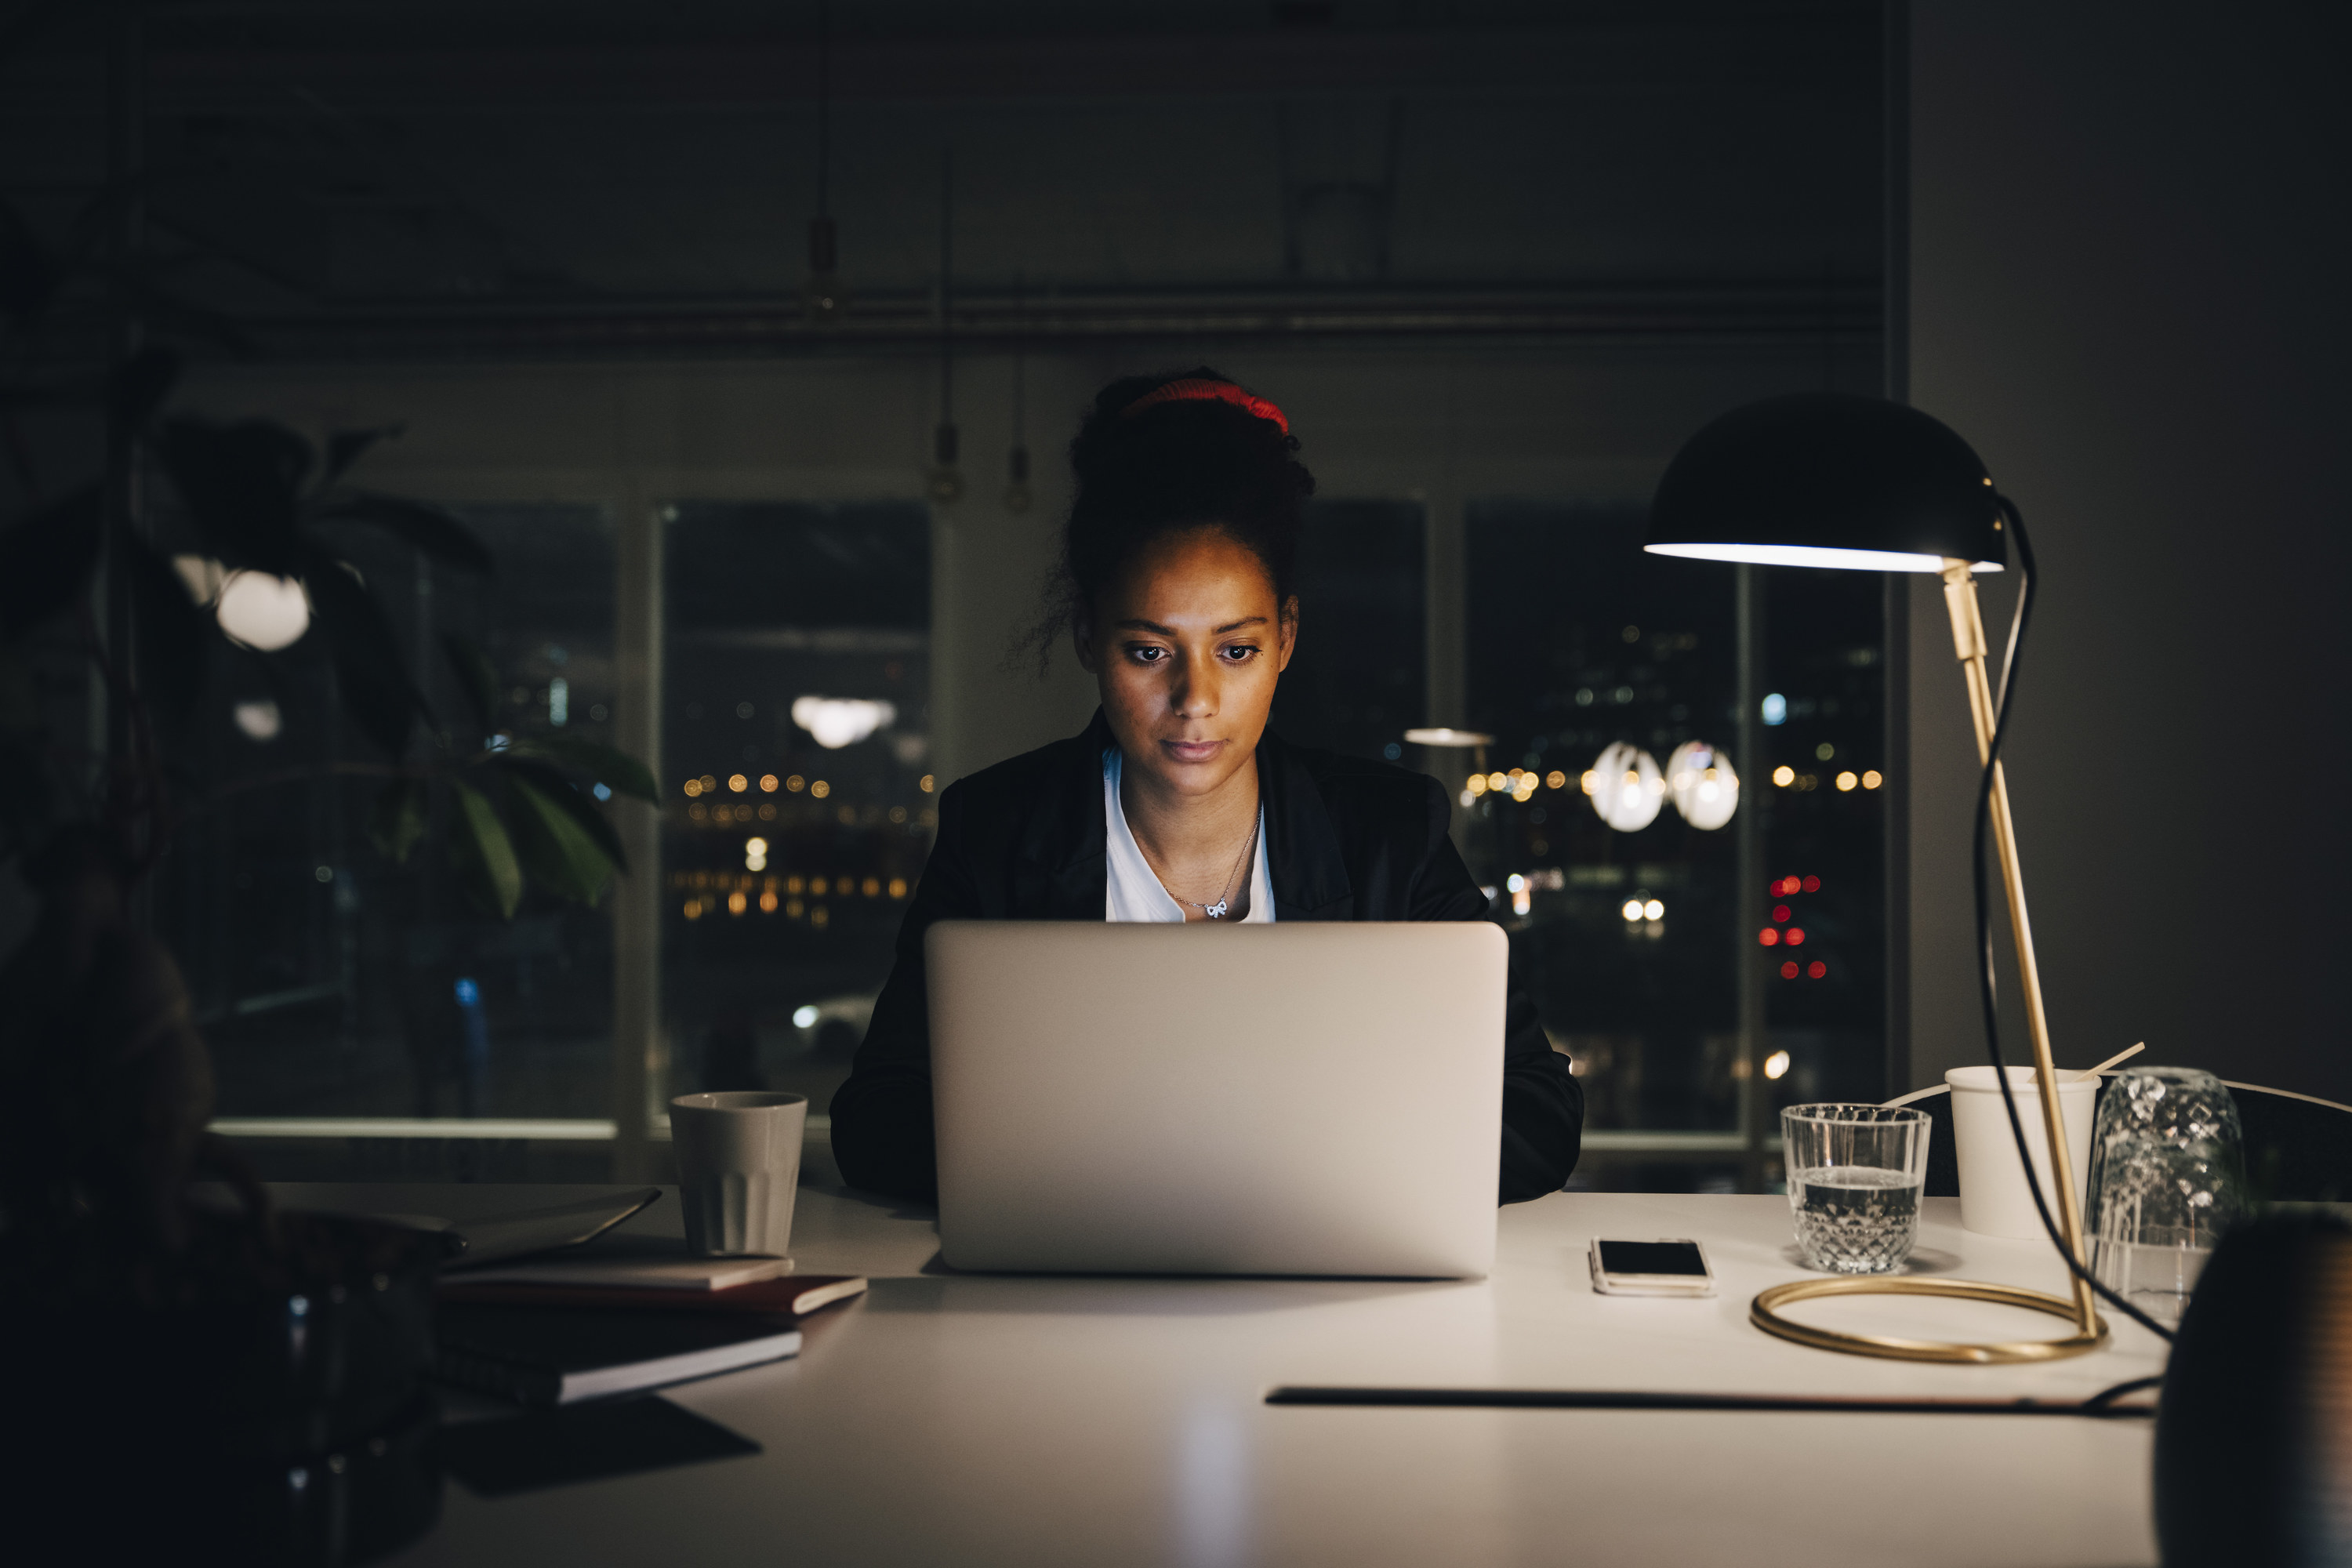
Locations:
1182;817;1258;920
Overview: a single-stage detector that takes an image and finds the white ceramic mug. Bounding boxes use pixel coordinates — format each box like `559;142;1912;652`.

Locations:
670;1091;807;1257
1945;1066;2098;1239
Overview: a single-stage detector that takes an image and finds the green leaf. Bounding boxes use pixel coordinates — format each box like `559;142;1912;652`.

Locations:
155;419;310;574
441;632;499;736
321;425;403;488
368;777;427;864
302;544;425;758
504;733;661;803
496;755;626;872
448;779;522;920
311;491;492;572
0;484;102;641
503;770;616;906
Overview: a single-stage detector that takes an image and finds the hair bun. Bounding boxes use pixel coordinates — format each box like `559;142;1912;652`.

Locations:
1091;365;1224;419
1017;368;1316;672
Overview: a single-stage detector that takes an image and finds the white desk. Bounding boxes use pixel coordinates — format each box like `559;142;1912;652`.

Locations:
314;1169;2165;1568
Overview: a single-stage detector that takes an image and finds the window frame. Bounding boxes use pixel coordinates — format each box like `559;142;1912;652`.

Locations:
202;462;935;1175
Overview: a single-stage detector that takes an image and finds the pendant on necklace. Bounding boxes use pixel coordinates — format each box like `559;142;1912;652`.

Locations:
1204;901;1228;920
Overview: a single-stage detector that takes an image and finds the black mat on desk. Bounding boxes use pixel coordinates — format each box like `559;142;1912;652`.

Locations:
438;1396;759;1496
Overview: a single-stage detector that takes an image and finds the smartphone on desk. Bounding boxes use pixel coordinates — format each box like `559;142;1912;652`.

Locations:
1588;1237;1715;1297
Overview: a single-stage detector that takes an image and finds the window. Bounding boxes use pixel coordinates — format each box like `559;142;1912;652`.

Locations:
1457;499;1888;1182
1467;500;1742;1134
659;501;935;1117
185;503;619;1124
1751;564;1889;1109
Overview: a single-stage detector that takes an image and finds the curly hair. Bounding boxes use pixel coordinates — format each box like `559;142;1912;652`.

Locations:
1018;367;1316;671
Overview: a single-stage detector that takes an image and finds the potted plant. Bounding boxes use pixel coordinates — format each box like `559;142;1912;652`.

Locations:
0;330;659;1551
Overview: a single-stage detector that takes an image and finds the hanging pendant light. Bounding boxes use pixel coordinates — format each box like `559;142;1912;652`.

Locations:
926;146;963;506
808;218;844;325
1004;445;1031;514
928;420;963;505
1665;739;1740;829
216;570;311;652
1004;350;1032;513
804;3;847;324
1588;741;1664;833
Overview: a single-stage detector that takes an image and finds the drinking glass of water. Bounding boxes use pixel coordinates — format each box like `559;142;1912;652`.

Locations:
2085;1067;2246;1325
1781;1104;1932;1274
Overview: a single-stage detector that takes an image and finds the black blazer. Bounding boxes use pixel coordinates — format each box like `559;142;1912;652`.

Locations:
829;712;1584;1205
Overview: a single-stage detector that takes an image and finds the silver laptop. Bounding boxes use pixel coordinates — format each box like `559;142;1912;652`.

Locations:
927;920;1507;1278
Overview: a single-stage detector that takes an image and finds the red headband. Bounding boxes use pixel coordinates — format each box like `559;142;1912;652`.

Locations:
1118;379;1289;434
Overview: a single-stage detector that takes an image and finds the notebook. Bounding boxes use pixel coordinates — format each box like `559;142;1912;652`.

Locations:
435;1305;803;1406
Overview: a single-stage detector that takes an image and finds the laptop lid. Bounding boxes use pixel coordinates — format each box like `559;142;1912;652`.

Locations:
927;920;1506;1278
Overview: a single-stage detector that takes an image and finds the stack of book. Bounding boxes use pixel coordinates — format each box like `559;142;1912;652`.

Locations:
435;1255;868;1406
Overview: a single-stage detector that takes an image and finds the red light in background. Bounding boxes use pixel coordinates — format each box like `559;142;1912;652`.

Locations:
1802;876;1821;892
1773;905;1791;922
1759;929;1780;946
1808;960;1827;978
1786;928;1806;946
1780;960;1799;979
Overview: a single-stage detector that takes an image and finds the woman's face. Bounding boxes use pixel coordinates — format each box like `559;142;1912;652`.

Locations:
1076;526;1297;800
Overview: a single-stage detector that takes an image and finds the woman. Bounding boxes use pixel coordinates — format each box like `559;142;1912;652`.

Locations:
830;368;1583;1203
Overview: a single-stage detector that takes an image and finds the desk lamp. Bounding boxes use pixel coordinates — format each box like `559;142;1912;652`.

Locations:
1646;391;2129;1363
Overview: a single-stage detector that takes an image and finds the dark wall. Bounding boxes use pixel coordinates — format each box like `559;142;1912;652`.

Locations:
1906;4;2352;1098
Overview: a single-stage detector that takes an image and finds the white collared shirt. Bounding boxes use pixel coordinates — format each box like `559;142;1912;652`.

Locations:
1102;747;1274;924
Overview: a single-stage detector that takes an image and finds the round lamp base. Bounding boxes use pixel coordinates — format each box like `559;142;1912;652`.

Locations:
1751;1276;2109;1364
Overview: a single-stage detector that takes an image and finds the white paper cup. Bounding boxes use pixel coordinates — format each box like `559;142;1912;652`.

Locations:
1946;1066;2098;1239
670;1091;807;1257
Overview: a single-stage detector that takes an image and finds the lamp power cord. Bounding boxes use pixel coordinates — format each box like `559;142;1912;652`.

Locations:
1973;495;2177;1345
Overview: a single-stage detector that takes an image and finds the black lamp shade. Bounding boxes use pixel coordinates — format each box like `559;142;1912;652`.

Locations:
1645;392;2006;572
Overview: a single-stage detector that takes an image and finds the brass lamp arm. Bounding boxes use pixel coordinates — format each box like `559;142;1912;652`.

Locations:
1938;557;2097;1332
